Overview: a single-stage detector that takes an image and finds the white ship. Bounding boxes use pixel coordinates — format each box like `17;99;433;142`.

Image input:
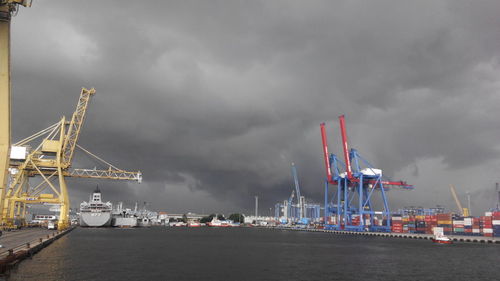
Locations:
79;186;112;227
137;217;152;227
111;202;138;228
135;202;154;227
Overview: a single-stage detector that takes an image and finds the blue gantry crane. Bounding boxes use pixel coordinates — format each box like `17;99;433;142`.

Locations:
320;115;413;232
275;163;321;224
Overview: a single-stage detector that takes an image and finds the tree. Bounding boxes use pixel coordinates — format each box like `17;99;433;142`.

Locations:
200;213;216;223
181;214;188;223
217;214;225;221
228;213;244;223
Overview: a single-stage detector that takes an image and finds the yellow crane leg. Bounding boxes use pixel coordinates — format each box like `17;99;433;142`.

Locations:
57;170;70;230
15;201;20;216
0;7;12;229
1;197;9;223
8;198;16;227
21;202;26;226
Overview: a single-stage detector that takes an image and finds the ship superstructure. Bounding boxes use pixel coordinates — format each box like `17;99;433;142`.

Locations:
79;186;112;227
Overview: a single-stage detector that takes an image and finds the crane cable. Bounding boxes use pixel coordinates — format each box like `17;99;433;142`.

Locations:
75;144;121;171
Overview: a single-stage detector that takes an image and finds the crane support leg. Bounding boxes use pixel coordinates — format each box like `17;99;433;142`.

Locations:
57;171;70;229
324;180;328;226
0;9;11;228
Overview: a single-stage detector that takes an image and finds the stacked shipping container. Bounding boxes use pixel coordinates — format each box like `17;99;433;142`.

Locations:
391;215;403;233
472;218;481;236
492;212;500;237
389;212;499;237
425;215;437;234
325;211;499;237
415;215;426;233
437;214;453;235
481;215;493;237
453;217;465;235
463;217;473;236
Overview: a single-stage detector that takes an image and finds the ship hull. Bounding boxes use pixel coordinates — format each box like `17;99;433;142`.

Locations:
432;238;453;244
80;212;112;227
112;217;138;228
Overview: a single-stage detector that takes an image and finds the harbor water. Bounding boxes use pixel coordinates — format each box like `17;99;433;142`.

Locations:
6;227;500;281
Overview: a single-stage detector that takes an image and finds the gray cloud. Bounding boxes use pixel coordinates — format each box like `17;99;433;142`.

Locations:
9;0;500;215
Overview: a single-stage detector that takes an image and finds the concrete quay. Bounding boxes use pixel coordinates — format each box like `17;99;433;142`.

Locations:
0;227;75;275
274;227;500;244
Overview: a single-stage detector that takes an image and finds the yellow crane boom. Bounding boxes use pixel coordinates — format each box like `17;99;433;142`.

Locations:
68;169;142;182
449;184;469;217
61;88;95;167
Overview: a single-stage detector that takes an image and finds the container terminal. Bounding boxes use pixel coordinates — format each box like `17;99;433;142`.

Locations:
0;0;499;276
271;115;500;239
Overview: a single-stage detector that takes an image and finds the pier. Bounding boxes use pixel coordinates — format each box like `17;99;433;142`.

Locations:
274;227;500;244
0;227;75;274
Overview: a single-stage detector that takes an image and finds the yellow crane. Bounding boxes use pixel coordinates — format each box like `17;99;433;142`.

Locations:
449;184;470;217
0;1;141;230
0;0;32;229
3;88;142;230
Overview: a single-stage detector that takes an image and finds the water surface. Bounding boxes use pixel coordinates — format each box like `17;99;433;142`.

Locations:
7;227;500;281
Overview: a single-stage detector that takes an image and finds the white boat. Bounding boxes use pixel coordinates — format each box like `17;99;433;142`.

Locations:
206;217;234;227
169;221;186;227
432;227;453;244
432;235;453;244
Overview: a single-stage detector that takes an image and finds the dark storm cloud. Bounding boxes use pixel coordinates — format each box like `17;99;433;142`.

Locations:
9;0;500;214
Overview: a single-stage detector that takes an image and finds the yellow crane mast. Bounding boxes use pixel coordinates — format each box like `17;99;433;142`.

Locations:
0;0;32;231
449;184;470;217
3;88;142;230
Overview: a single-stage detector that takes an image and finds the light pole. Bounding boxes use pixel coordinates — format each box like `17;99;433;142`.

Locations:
255;196;258;217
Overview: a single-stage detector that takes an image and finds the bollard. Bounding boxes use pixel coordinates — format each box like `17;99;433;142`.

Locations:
26;243;30;249
39;238;43;243
8;249;13;256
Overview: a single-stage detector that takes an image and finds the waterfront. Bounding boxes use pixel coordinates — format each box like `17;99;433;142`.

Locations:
5;227;500;281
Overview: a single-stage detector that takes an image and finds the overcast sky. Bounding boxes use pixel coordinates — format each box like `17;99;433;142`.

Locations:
9;0;500;216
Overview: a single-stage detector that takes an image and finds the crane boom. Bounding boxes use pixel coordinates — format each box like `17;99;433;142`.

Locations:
320;123;333;183
339;115;353;179
291;163;301;199
449;184;469;216
288;190;295;204
67;169;142;183
61;88;95;167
